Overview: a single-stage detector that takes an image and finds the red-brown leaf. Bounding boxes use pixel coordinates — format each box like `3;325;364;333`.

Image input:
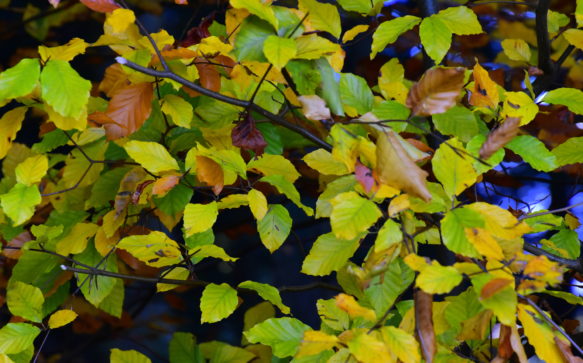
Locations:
415;290;436;363
480;278;513;300
555;337;583;363
2;231;32;259
479;117;520;159
495;325;513;360
152;174;181;196
80;0;120;13
406;67;466;116
355;161;376;193
104;83;154;140
180;13;215;47
232;113;267;156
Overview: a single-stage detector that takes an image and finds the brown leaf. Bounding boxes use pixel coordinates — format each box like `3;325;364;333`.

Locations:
152;174;181;196
99;63;130;98
479;117;520;159
494;325;513;361
104;83;154;140
297;95;331;121
196;156;224;194
2;231;32;259
180;13;215;47
375;131;432;201
80;0;120;13
406;67;466;116
232;113;267;156
196;60;221;92
470;62;500;108
415;290;436;363
480;278;513;300
555;337;583;363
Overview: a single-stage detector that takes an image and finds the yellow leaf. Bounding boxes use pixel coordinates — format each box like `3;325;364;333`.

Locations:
263;36;297;70
295;34;342;60
518;304;564;363
45;104;87;131
106;8;136;34
564;29;583;50
335;293;376;321
465;227;504;260
124;140;179;174
330;191;381;240
189;244;237;262
501;39;531;62
303;149;349;175
348;333;392;363
247;154;301;182
138;30;175;54
156;267;190;292
184;202;218;236
117;231;182;267
48;309;78;329
15;155;48;186
161;94;193;128
380;326;421;363
432;137;477;197
231;0;278;29
299;0;342;39
378;59;408;104
38;38;89;62
466;202;531;240
296;330;338;358
470;62;500;108
198;36;233;56
388;194;410;217
502;91;539;125
416;264;463;294
342;24;369;43
248;189;268;220
404;253;430;272
217;194;249;209
94;226;118;256
0;107;27;159
56;222;99;255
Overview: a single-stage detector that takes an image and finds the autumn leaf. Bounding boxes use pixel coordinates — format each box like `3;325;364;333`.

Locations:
232;113;267;156
555;336;583;363
80;0;120;13
480;278;513;300
152;174;181;196
354;162;376;193
196;156;224;194
479;117;520;159
297;95;331;121
415;290;436;363
406;67;466;116
470;62;500;108
103;83;154;140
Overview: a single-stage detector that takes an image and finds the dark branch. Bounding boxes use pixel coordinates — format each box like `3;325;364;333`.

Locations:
522;244;583;273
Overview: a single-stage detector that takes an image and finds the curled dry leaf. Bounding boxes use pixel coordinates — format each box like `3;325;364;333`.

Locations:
406;67;466;116
298;95;331;121
79;0;120;13
479;117;520;159
555;337;583;363
375;131;432;202
492;325;513;362
415;290;436;363
103;82;154;140
232;113;267;156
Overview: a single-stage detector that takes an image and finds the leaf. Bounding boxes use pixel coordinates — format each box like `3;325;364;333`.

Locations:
231;113;267;156
315;58;344;116
299;0;341;38
257;204;292;252
124;140;179;174
152;174;181;197
335;293;376;321
38;37;89;62
199;341;256;362
543;88;583;115
506;135;557;172
238;281;290;314
436;6;483;35
419;16;452;64
380;326;421;363
375;219;403;251
337;0;383;15
0;323;41;354
471;274;516;325
465;227;504;260
248;154;301;183
414;290;436;363
80;0;120;12
470;62;500;108
564;29;583;50
0;107;27;159
110;349;152;363
169;332;201;363
441;207;483;257
117;231;182;268
40;60;91;120
365;259;414;315
406;67;465;116
553;137;583;166
416;264;463;294
302;232;361;276
260;174;313;215
370;16;421;59
184;202;219;237
329;191;380;240
555;337;583;363
501;39;531;62
56;222;99;255
502;91;538;125
348;333;391;363
342;24;369;43
161;94;193;128
376;131;431;201
244;317;310;358
231;0;278;29
196;156;224;194
200;283;238;323
0;58;40;102
480;278;513;300
479;117;520;159
104;83;154;139
517;304;564;363
189;245;237;262
0;183;41;226
295;34;341;60
15;154;48;186
263;36;296;70
297;95;331;121
48;310;78;329
432;138;477;197
296;330;338;358
248;189;268;220
6;281;44;323
234;17;275;62
106;8;136;33
432;106;480;143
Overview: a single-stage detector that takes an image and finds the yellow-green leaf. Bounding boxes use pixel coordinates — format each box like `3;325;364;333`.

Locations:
299;0;341;38
432;138;477;197
184;202;218;237
231;0;278;30
342;24;369;43
295;34;341;60
472;274;517;325
156;267;190;292
189;244;237;262
419;16;452;64
248;189;268;220
302;232;361;276
564;28;583;50
0;323;41;355
348;333;391;363
48;310;78;329
161;94;193;128
416;264;463;294
263;36;297;70
303;149;349;175
40;59;91;119
257;204;292;252
6;281;44;323
436;6;483;35
502;91;539;125
0;183;41;226
248;154;301;182
124;140;179;174
380;326;421;363
15;154;48;186
244;317;310;358
117;231;182;267
239;281;290;314
110;349;151;363
38;37;88;62
296;330;338;358
56;222;99;255
260;174;313;216
371;16;421;59
0;59;40;103
330;191;381;240
501;39;531;62
543;87;583;115
552;137;583;166
217;194;249;209
200;283;238;323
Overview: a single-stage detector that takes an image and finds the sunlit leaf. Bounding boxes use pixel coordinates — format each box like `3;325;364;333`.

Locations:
0;183;41;226
432;138;477;197
38;37;88;62
442;207;483;257
517;304;564;363
56;222;98;255
239;281;290;314
299;0;341;38
263;36;296;70
6;281;44;323
506;135;557;172
124;140;179;174
231;0;278;29
247;189;268;220
502;91;538;125
330;191;381;240
371;16;421;59
380;326;421;363
552;137;583;166
118;231;182;268
15;154;48;186
0;323;41;354
248;154;301;183
48;310;78;329
470;62;500;108
406;67;465;116
260;174;313;215
416;264;463;294
184;202;218;237
41;60;91;120
296;330;338;358
471;273;516;325
419;16;451;64
0;58;40;102
200;283;238;323
348;333;391;363
161;94;193;128
543;87;583;115
302;232;361;276
244;317;310;357
437;6;483;35
336;293;376;321
501;39;531;62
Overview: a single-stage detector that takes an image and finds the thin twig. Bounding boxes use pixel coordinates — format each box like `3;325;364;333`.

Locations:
518;201;583;221
522;243;583;272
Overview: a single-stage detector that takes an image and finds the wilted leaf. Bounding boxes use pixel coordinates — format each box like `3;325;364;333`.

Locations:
232;113;267;156
415;290;436;363
479;117;520;159
406;67;465;116
298;95;331;121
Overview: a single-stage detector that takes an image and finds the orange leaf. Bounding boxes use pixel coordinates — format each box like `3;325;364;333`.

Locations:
196;156;224;194
480;278;512;300
415;290;436;363
470;62;500;108
406;67;466;116
152;174;181;196
495;325;513;360
80;0;120;13
104;83;154;140
479;117;520;159
196;60;221;93
99;63;130;98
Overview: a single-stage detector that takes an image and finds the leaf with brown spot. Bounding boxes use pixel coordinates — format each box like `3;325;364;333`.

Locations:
152;174;181;197
2;231;32;259
415;290;436;363
470;62;500;108
479;117;520;159
196;156;224;194
115;168;148;217
376;131;431;201
406;67;466;116
480;278;513;300
103;83;154;140
232;113;267;156
555;337;583;363
80;0;120;13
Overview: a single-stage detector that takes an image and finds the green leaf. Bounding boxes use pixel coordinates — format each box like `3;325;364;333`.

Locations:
432;106;479;142
184;202;218;237
169;332;202;363
380;326;421;363
548;229;580;259
432;138;477;197
0;183;41;226
371;16;421;59
302;232;361;276
200;283;238;323
6;281;45;322
552;137;583;166
472;274;517;325
123;140;179;174
194;98;241;129
0;323;41;354
506;135;557;172
75;244;118;307
260;174;313;215
32;129;69;153
40;60;90;119
416;264;463;294
154;183;193;216
444;288;484;332
239;281;290;314
299;0;341;38
315;58;344;116
234;17;275;62
316;176;357;218
286;60;321;95
436;6;483;35
98;278;124;318
543;88;583;115
364;258;414;315
0;58;40;102
339;73;374;116
244;317;311;358
263;36;297;70
12;248;61;294
442;207;484;258
466;134;505;174
371;101;410;132
337;0;383;15
110;349;152;363
231;0;278;30
87;167;131;209
161;94;193;128
419;16;452;64
330;191;381;240
375;219;403;251
257;204;292;252
118;231;182;268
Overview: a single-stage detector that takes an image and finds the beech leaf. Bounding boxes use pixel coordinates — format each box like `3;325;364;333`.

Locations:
104;83;154;140
231;113;267;156
479;117;520;160
406;67;465;116
80;0;120;12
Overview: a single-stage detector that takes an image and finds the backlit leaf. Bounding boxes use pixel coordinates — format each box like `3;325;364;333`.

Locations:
0;323;41;354
416;264;463;294
200;283;238;323
244;317;310;358
233;17;274;62
337;0;383;15
15;154;48;186
118;231;182;268
110;349;151;363
38;37;88;62
502;91;538;125
41;60;91;120
296;330;338;358
7;281;44;322
302;232;361;276
48;310;78;329
348;333;391;363
380;326;421;363
124;140;179;174
299;0;341;38
260;174;313;215
248;154;301;183
257;204;292;252
335;293;376;321
238;281;290;314
501;39;531;62
342;24;369;43
263;36;296;70
442;207;483;257
406;67;465;116
56;222;98;255
231;0;278;30
564;28;583;50
330;191;381;240
339;73;373;116
0;58;40;102
161;94;193;128
436;6;483;35
517;304;563;363
506;135;557;172
371;16;421;59
543;87;583;115
419;16;451;64
0;107;27;159
247;189;268;220
432;138;477;197
295;34;341;60
104;83;154;139
184;202;218;237
472;273;516;325
0;183;41;226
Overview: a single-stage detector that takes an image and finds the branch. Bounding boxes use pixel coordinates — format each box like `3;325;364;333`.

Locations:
518;201;583;221
533;0;553;94
522;243;583;272
116;58;332;151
